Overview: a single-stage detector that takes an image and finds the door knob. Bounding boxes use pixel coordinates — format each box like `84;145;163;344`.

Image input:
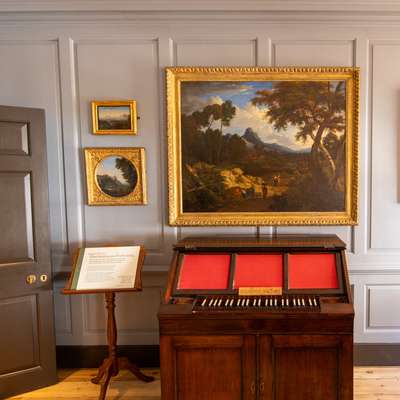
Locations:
26;274;37;284
40;274;48;283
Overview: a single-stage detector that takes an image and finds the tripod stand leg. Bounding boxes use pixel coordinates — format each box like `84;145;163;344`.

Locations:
98;367;113;400
119;356;155;382
91;358;112;384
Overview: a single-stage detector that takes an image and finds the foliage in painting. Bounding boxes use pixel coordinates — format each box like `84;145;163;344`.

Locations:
96;156;138;198
181;80;346;213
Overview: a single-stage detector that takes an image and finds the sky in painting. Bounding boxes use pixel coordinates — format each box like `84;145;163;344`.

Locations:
98;106;130;121
181;81;343;151
96;156;127;183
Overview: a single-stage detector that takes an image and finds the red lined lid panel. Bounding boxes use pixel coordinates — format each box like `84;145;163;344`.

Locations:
234;254;283;288
177;254;231;290
288;253;339;289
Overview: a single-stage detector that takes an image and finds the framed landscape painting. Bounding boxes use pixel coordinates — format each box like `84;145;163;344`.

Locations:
91;100;137;135
166;67;359;226
85;147;147;205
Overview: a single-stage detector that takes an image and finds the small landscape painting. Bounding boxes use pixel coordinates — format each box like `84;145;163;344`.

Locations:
91;100;137;135
98;106;131;130
167;67;359;225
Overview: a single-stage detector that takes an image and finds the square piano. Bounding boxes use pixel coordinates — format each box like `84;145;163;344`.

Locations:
158;235;354;400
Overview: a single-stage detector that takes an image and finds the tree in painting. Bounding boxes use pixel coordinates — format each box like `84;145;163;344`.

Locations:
96;156;138;197
252;81;345;192
180;80;346;213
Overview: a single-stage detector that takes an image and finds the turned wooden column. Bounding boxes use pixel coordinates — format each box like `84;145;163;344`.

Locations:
91;292;154;400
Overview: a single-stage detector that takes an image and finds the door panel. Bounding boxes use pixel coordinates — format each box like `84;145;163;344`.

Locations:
0;295;39;374
275;347;338;400
160;335;256;400
0;121;29;155
0;106;56;399
264;335;352;400
0;172;34;261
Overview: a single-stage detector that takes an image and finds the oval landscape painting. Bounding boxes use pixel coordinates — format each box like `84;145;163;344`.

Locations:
96;156;138;197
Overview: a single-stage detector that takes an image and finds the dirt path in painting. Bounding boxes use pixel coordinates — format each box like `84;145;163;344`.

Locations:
218;184;289;212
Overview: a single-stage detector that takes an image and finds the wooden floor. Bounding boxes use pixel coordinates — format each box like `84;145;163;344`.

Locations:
7;367;400;399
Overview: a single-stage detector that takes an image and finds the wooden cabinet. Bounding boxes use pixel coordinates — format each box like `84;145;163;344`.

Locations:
159;235;354;400
160;335;256;400
263;335;353;400
160;333;352;400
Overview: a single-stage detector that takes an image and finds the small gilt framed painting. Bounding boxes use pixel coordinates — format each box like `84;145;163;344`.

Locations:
84;147;147;206
91;100;137;135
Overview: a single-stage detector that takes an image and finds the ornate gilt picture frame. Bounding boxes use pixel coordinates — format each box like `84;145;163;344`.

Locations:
166;67;359;226
84;147;147;206
91;100;137;135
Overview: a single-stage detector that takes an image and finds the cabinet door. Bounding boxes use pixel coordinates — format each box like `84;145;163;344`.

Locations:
259;335;353;400
160;335;256;400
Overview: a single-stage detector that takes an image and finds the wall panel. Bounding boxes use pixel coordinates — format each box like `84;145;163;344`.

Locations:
0;15;398;346
370;42;400;250
0;40;67;264
273;40;355;67
368;285;400;328
173;37;260;238
272;39;356;252
173;38;257;66
74;39;164;254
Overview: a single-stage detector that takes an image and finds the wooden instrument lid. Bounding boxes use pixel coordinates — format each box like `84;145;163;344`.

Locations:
174;234;346;250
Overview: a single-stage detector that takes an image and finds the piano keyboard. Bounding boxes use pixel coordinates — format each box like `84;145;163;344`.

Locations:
192;295;320;312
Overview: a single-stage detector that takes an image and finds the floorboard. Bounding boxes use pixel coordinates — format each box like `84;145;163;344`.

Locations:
6;367;400;399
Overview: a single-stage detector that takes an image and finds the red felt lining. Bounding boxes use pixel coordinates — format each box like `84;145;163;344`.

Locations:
288;253;339;289
177;254;231;290
234;254;283;288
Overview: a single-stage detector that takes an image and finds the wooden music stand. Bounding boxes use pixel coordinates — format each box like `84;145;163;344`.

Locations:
63;246;154;400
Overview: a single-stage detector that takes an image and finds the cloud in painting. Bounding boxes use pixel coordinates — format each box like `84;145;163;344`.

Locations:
182;81;252;98
182;94;224;114
96;156;126;183
219;102;313;151
181;81;314;150
181;82;252;114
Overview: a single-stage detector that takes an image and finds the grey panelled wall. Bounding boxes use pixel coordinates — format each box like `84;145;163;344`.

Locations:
1;1;400;346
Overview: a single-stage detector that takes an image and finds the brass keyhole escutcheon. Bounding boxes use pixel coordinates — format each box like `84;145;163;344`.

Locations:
40;274;48;283
26;274;37;285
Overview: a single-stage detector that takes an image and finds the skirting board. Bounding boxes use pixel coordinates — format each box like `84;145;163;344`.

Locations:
56;344;400;368
56;345;159;368
354;344;400;366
